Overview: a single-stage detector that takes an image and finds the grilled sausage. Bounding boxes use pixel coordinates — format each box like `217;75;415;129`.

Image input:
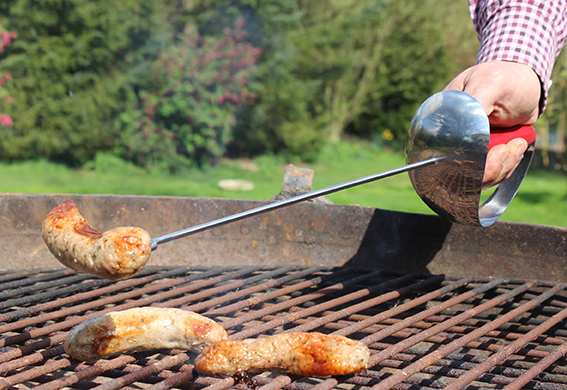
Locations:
194;332;370;377
42;200;151;280
64;307;228;361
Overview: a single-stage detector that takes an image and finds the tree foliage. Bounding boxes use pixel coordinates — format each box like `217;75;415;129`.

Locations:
0;0;475;167
288;0;454;143
0;0;176;165
230;0;457;159
537;51;567;172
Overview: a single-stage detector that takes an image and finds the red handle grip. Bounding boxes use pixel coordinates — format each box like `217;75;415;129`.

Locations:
488;125;536;151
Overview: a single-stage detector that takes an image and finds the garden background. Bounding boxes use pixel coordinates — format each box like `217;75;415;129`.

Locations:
0;0;565;227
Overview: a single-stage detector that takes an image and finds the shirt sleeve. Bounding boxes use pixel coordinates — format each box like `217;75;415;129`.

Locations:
468;0;567;112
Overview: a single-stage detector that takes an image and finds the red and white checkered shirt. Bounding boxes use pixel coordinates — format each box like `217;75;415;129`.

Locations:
469;0;567;110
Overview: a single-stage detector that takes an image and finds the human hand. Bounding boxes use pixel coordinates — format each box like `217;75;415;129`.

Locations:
444;61;540;188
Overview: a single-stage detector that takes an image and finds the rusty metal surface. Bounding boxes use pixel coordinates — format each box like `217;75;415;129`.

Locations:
271;164;331;203
1;266;567;390
0;192;566;281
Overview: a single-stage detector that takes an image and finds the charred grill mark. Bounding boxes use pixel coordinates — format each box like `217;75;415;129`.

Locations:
74;220;103;239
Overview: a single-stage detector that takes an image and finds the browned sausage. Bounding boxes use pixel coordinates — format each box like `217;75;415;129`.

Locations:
194;332;370;377
42;200;151;280
64;307;228;361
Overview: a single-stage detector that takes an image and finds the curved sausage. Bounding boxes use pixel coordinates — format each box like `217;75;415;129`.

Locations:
42;200;151;280
194;332;370;377
64;307;228;361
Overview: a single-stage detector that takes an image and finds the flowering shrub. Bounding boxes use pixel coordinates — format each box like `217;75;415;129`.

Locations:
0;23;16;128
118;18;262;169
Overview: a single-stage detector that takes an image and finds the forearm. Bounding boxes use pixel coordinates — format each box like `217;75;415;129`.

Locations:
468;0;567;112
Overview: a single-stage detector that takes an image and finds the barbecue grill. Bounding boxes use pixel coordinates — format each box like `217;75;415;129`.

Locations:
1;191;567;390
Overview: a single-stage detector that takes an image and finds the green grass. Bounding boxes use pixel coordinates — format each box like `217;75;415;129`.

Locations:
1;142;566;227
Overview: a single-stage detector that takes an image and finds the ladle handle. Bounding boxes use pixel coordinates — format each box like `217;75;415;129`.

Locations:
489;125;536;150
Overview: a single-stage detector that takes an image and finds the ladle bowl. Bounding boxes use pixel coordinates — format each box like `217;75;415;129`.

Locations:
406;90;535;226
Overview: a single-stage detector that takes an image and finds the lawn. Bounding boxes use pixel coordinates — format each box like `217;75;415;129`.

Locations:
1;142;565;228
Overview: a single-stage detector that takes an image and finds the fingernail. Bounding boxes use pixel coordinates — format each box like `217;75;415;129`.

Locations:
516;145;527;159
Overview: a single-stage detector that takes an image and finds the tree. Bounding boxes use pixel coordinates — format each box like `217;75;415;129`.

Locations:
537;51;567;179
288;0;454;143
233;0;457;158
0;0;176;165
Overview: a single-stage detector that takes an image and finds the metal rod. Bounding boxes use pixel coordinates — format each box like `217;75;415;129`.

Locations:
444;305;567;390
371;283;565;390
503;340;567;390
224;269;386;336
150;157;443;250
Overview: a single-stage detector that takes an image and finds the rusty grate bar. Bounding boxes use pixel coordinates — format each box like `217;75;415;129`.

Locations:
0;266;196;325
0;266;239;350
503;340;567;390
0;266;331;389
0;266;267;372
0;268;74;289
0;268;57;282
304;278;511;390
223;269;391;335
369;283;566;390
262;274;444;337
0;270;91;304
443;306;567;390
90;353;192;390
1;267;567;390
182;266;325;313
155;265;301;309
202;266;361;317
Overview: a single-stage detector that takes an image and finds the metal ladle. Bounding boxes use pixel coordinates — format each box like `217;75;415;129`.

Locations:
150;90;536;250
406;90;535;226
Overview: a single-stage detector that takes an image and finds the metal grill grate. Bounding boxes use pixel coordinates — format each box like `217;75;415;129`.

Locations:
1;266;567;390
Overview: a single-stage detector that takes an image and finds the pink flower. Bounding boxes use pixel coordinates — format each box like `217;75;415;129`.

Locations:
0;114;13;127
1;32;11;48
6;96;13;103
3;73;11;79
236;18;247;30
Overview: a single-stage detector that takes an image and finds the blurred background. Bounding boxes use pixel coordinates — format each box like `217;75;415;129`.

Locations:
0;0;565;227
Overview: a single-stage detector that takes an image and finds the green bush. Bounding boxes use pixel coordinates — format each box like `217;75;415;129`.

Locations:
116;19;262;170
0;0;175;166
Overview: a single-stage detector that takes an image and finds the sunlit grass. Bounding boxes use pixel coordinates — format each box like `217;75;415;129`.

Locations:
1;142;565;227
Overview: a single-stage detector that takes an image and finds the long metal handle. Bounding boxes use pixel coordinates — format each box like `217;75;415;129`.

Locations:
150;156;444;250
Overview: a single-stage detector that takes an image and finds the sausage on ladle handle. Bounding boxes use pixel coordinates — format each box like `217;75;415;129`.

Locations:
41;200;151;280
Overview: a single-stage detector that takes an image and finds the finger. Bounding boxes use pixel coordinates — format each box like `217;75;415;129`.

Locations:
483;144;509;188
483;138;529;188
501;138;529;181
